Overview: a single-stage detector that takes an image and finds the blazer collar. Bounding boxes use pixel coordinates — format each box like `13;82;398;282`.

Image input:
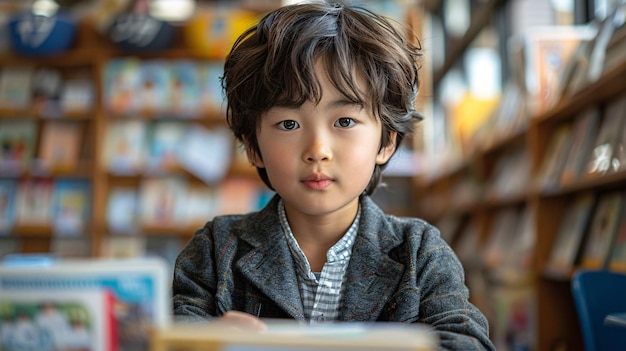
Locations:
235;195;405;321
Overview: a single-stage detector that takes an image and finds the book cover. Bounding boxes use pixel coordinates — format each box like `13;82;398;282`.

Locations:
138;60;171;114
0;179;17;235
0;67;34;109
106;187;140;235
146;121;187;172
139;177;187;227
559;107;600;186
199;61;225;114
15;179;53;227
103;58;141;115
583;94;626;177
176;126;233;184
0;119;37;172
38;121;83;171
607;192;626;272
581;192;624;269
0;258;171;351
536;124;573;191
169;60;201;116
545;193;595;277
104;120;147;175
0;289;116;351
51;179;91;237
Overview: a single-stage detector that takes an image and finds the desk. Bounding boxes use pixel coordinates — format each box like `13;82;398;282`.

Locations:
151;321;437;351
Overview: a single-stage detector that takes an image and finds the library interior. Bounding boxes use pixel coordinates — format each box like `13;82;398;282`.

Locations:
0;0;625;350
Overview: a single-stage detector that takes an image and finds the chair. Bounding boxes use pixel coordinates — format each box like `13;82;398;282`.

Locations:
571;270;626;351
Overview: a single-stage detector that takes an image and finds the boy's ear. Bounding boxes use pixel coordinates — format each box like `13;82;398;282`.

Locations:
376;131;397;165
243;140;265;168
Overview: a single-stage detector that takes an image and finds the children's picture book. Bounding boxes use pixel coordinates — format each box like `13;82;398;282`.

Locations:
103;58;141;114
140;177;188;228
169;60;202;116
559;107;600;186
199;61;226;114
536;124;573;192
0;257;171;351
0;289;116;351
138;60;171;114
607;193;626;272
15;179;53;227
146;121;187;172
38;121;83;171
581;191;624;269
0;67;34;109
0;119;37;172
61;78;95;113
583;94;626;178
104;120;147;174
106;187;140;235
0;180;17;235
176;126;233;184
51;179;91;237
545;193;596;277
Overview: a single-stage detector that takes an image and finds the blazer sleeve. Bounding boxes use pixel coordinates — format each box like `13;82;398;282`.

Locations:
415;225;496;351
172;224;220;322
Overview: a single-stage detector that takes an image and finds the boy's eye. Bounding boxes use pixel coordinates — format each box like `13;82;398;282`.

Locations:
335;117;355;128
277;120;299;130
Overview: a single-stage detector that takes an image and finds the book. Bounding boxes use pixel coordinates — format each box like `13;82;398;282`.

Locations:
106;187;140;235
580;191;624;269
536;124;573;191
176;126;233;184
146;121;187;172
583;94;626;177
0;119;37;172
104;119;148;174
608;193;626;272
0;67;33;109
51;179;91;237
0;258;171;351
138;60;171;114
545;193;596;277
15;179;53;227
103;58;141;114
0;289;116;351
153;320;437;351
611;96;626;174
0;179;17;235
37;121;83;172
559;107;600;186
101;236;146;259
199;61;226;114
169;60;202;116
603;3;626;73
139;177;187;227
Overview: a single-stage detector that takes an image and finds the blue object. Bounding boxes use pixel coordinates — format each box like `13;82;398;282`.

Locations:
571;270;626;351
8;11;76;55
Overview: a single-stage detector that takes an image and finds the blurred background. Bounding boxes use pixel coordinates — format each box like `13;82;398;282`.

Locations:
0;0;625;350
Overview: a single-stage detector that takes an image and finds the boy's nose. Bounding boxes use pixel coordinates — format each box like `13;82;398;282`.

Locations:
302;133;332;162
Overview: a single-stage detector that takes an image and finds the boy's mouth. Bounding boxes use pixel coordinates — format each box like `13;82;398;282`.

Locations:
302;174;333;190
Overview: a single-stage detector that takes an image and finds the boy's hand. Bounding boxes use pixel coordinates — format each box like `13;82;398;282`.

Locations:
220;310;268;331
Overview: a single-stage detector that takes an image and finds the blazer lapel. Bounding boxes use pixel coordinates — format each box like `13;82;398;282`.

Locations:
341;196;405;321
235;197;305;320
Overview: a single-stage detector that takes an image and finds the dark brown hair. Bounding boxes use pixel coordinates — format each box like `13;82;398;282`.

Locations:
222;1;422;195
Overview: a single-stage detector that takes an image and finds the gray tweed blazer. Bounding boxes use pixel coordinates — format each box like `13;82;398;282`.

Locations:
173;194;495;351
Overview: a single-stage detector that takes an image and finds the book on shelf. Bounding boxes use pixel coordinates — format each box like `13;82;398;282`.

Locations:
185;185;218;228
101;236;147;259
545;192;596;277
37;121;83;172
61;78;95;113
0;289;116;351
106;187;140;235
199;61;225;114
103;58;142;114
486;146;529;201
580;191;624;269
483;207;521;273
31;67;63;117
611;95;626;174
51;179;91;237
0;179;17;235
104;119;148;174
603;3;626;73
559;107;600;186
0;257;171;351
170;60;202;116
608;192;626;272
0;119;37;172
0;66;33;110
176;126;233;184
583;94;626;178
146;121;187;172
536;124;573;191
138;60;171;114
140;177;188;228
15;179;53;227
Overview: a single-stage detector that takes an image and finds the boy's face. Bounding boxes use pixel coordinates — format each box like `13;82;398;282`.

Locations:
248;63;396;219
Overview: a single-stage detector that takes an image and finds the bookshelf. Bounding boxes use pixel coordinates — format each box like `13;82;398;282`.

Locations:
415;2;626;348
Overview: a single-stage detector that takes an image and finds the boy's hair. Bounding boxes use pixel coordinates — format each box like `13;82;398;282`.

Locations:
222;2;423;195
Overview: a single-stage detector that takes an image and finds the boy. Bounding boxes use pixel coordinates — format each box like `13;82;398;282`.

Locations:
173;2;495;350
